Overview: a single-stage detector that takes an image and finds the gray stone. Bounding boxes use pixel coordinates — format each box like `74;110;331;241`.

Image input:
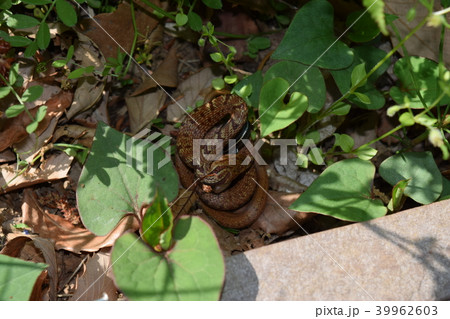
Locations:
222;199;450;300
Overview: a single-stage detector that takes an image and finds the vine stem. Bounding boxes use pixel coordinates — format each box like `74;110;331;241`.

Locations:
300;14;431;136
332;15;429;110
124;0;139;76
0;73;34;121
354;91;447;152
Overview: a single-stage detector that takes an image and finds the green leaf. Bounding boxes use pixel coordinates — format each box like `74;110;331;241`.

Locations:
331;46;389;110
224;74;237;84
406;8;416;22
55;0;77;27
259;77;308;136
187;11;202;32
36;23;50;50
35;105;47;122
264;60;325;113
0;86;11;99
22;0;52;4
22;85;43;102
398;112;415;126
248;36;271;50
0;0;12;9
387;179;409;211
175;13;188;26
52;60;66;68
24;41;38;57
5;104;25;118
334;133;354;152
211;77;224;90
0;255;48;301
272;0;353;69
77;122;178;236
351;63;367;87
68;66;94;79
379;152;442;204
346;10;380;42
112;217;225;300
9;63;20;86
210;52;222;63
362;0;387;35
7;36;33;47
289;158;387;221
439;177;450;201
232;71;263;107
390;57;450;108
202;0;222;9
353;92;371;104
355;145;377;160
7;14;40;29
331;102;351;115
26;120;39;134
141;190;173;251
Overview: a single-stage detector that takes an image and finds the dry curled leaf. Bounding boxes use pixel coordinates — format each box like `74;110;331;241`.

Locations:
0;89;73;153
250;191;314;236
166;67;220;122
386;0;450;66
1;235;57;300
125;89;165;133
77;1;161;59
0;152;73;194
21;189;139;253
131;44;179;96
71;252;117;301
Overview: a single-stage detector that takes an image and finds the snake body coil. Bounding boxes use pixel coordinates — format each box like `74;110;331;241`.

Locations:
175;95;268;228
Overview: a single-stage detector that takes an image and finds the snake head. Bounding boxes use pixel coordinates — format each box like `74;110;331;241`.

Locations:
195;154;252;194
195;165;232;194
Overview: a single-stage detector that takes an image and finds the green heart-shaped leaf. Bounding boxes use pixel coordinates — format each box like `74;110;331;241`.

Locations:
112;217;225;300
290;158;387;221
0;255;48;301
259;77;308;137
389;57;450;108
272;0;353;69
264;61;325;113
379;152;442;204
77;122;178;236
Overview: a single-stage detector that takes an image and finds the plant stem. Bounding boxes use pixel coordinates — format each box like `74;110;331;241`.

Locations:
0;73;34;121
354;91;447;152
139;0;176;20
331;15;429;110
125;0;139;76
299;14;431;136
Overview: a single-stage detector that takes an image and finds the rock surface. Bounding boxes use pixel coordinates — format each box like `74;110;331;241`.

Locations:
222;199;450;300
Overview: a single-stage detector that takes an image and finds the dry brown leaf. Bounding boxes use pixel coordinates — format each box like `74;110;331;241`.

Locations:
0;152;73;194
0;89;73;153
66;77;105;120
22;189;139;253
0;149;15;163
71;252;117;301
29;269;49;301
386;0;450;66
250;191;315;236
131;44;179;96
77;1;161;59
0;235;58;300
52;124;95;148
125;89;165;133
166;67;220;122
